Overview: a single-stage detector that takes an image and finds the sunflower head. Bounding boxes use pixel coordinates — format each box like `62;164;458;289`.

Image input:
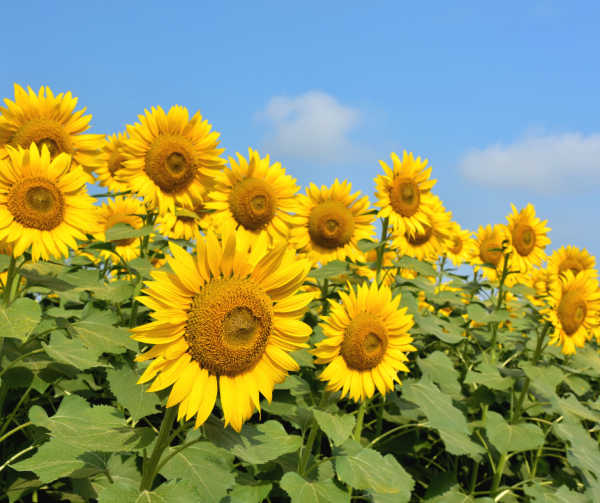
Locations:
523;267;551;307
543;270;600;355
132;230;314;432
355;246;399;286
0;144;96;261
206;149;299;246
470;224;512;283
156;196;211;240
0;84;104;183
118;105;225;216
505;203;551;272
445;223;475;267
290;179;375;265
312;281;416;402
547;246;597;286
96;132;130;193
374;151;437;237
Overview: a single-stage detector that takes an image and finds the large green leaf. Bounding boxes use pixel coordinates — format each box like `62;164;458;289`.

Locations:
524;481;590;502
437;429;486;459
485;411;544;454
554;418;600;478
42;331;110;371
417;351;461;394
416;315;463;344
88;454;143;496
466;304;511;324
204;415;302;464
104;223;155;242
424;473;493;503
394;256;439;277
312;409;356;446
70;306;137;354
129;258;155;280
228;475;273;503
106;360;160;421
0;298;42;340
19;267;76;291
550;394;600;423
98;479;201;502
335;449;405;493
464;362;514;390
307;260;350;280
280;472;350;503
364;454;415;503
521;362;563;399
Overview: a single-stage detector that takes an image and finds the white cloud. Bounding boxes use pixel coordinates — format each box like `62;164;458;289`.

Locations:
460;132;600;194
256;91;361;163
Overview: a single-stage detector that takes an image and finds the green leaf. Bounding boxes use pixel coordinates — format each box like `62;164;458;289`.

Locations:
357;239;382;254
159;430;235;503
424;473;493;503
105;223;155;242
335;449;405;493
0;254;11;272
551;394;600;423
71;306;137;354
19;268;76;291
58;269;103;289
564;375;591;397
570;346;600;377
485;411;544;454
555;418;600;477
129;258;155;280
464;362;514;390
0;298;42;340
417;351;461;394
291;348;315;368
204;415;302;464
280;472;350;503
364;454;415;503
106;360;160;421
93;281;135;304
521;362;563;398
42;331;110;370
5;473;44;503
524;481;590;502
307;260;349;279
394;256;439;277
437;430;486;459
415;315;463;344
89;454;142;495
98;479;201;502
466;304;511;324
312;409;356;446
228;477;273;503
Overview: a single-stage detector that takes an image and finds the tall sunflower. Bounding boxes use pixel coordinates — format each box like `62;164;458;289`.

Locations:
445;223;475;267
290;179;375;265
523;267;551;308
0;84;104;183
0;144;96;261
132;230;313;432
95;132;130;193
156;195;210;240
355;246;399;286
374;151;437;237
390;196;453;261
118;105;225;216
312;281;415;402
505;203;550;273
547;246;597;284
543;270;600;355
206;149;299;246
470;224;510;283
92;196;146;263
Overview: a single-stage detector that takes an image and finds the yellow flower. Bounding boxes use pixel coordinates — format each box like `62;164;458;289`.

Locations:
470;224;513;284
0;84;104;183
390;195;453;261
206;149;299;246
374;151;437;237
119;105;225;216
547;246;597;285
132;230;313;432
290;180;375;265
523;267;551;307
543;271;600;355
96;132;130;193
312;281;416;402
355;246;399;286
156;196;210;241
92;196;145;263
0;144;96;261
445;223;475;267
505;203;551;273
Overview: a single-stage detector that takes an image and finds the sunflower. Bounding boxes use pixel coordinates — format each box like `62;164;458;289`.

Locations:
470;224;510;283
505;203;550;273
118;105;225;216
390;195;453;261
374;151;437;237
355;246;399;286
290;179;375;265
206;149;299;246
95;132;130;193
547;246;597;285
312;281;415;402
156;195;211;241
445;223;475;267
92;196;145;263
132;230;313;432
543;270;600;355
0;84;104;183
0;144;96;261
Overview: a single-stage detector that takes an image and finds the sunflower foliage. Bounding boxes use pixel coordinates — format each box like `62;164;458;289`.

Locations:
0;85;600;503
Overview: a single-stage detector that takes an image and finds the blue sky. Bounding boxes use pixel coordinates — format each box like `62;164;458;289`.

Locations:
1;0;599;260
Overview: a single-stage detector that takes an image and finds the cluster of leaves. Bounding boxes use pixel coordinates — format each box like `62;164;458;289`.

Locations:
1;228;600;502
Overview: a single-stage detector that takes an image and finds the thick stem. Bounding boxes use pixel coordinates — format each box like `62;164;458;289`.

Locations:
2;255;17;308
375;218;389;285
468;460;480;495
320;279;330;317
298;391;331;476
354;397;371;442
375;395;384;438
490;253;510;363
490;453;508;495
139;406;178;491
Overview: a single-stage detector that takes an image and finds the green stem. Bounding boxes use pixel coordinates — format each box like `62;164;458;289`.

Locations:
154;437;204;475
298;391;331;476
496;252;510;311
490;453;508;495
0;349;45;379
374;395;384;438
375;217;389;285
354;397;371;442
0;422;31;444
468;460;480;495
139;406;178;491
320;279;330;317
2;255;17;308
128;273;144;329
0;388;31;438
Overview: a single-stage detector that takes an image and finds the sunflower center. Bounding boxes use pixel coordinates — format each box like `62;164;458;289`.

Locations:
406;225;434;247
7;176;65;231
512;223;536;257
179;202;206;224
558;290;588;336
185;277;274;376
389;177;420;217
108;151;126;176
449;236;463;254
144;134;197;193
308;201;355;249
558;259;584;277
480;238;503;267
105;214;141;247
341;313;389;370
10;118;74;159
229;177;278;230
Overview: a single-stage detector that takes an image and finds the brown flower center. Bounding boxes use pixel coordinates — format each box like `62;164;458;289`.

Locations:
144;134;197;193
389;177;420;217
341;313;389;370
449;235;463;254
229;178;278;230
7;176;65;231
308;201;355;250
185;277;273;376
10;118;74;159
558;290;588;336
108;150;126;176
179;202;206;224
480;238;503;267
512;223;536;257
406;225;434;247
558;259;584;277
105;214;142;247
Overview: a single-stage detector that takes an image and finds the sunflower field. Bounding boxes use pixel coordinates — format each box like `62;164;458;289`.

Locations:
0;84;599;503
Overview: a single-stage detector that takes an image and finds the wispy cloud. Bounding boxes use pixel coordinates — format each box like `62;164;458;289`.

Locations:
459;132;600;194
256;91;362;163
